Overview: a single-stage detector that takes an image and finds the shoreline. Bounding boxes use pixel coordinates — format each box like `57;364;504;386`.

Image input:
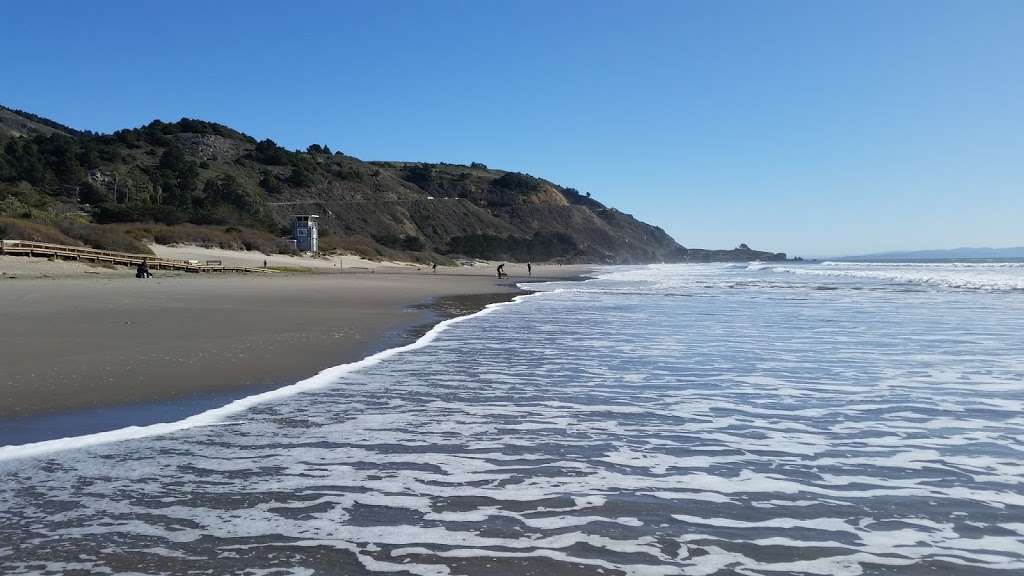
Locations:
0;288;549;461
0;266;591;428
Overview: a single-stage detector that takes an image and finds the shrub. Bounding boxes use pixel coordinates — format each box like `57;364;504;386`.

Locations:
491;171;540;193
259;174;284;195
78;180;111;205
330;164;365;182
401;235;425;251
0;217;81;245
116;223;294;254
251;139;290;165
287;166;315;187
443;231;579;261
372;233;427;252
238;228;295;254
92;202;188;225
56;220;153;254
0;181;53;212
203;174;252;210
401;164;434;188
319;234;382;259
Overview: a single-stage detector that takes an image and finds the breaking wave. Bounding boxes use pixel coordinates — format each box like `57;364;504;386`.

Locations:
745;261;1024;291
1;263;1023;574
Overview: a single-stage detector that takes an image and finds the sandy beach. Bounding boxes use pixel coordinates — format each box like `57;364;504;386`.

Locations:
0;261;589;418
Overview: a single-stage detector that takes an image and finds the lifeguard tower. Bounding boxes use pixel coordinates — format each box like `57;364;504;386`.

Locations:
292;214;319;252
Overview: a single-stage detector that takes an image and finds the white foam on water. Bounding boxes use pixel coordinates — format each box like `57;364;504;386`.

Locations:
391;546;679;576
520;515;644;529
3;263;1023;574
672;514;858;533
820;261;1024;268
752;262;1024;291
593;260;1024;293
0;292;536;462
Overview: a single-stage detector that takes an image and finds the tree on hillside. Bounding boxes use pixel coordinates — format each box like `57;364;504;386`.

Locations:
203;174;252;210
259;174;284;195
402;163;434;188
252;139;290;165
78;180;111;205
36;134;85;187
156;146;199;207
492;171;539;193
306;144;332;155
287;166;315;187
2;138;52;188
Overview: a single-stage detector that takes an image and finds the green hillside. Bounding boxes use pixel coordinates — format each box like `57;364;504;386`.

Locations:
0;105;784;263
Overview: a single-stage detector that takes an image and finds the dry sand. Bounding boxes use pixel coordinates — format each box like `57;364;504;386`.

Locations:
0;263;590;417
0;255;142;280
148;244;399;272
148;244;543;276
0;244;547;278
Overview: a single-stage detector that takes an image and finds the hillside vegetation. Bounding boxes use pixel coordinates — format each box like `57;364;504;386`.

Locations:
0;105;784;263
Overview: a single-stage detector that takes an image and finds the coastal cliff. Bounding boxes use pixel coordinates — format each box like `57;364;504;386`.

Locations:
1;106;781;263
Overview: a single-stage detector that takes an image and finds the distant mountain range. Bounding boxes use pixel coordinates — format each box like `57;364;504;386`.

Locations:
0;104;786;263
839;247;1024;261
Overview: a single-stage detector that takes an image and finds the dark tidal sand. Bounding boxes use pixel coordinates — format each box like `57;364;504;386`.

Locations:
0;266;587;418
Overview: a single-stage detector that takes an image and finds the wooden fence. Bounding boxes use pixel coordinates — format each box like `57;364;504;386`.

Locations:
0;239;273;274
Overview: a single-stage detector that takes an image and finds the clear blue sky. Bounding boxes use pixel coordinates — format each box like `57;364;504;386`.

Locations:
3;1;1022;256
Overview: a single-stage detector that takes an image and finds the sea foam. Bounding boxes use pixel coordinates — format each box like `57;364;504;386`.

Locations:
2;264;1022;575
0;292;536;462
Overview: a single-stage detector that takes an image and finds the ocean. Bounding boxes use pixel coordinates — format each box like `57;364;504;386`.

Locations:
2;262;1023;575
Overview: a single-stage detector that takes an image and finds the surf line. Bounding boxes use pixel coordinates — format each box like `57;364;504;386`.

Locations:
0;291;545;463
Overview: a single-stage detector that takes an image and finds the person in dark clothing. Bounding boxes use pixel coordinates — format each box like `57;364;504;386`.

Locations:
527;262;532;276
496;263;506;278
432;262;437;273
135;260;152;279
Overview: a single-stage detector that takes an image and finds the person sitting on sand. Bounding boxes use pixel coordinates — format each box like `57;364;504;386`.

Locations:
135;260;152;279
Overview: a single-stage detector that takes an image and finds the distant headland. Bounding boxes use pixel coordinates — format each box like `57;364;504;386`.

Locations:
837;247;1024;261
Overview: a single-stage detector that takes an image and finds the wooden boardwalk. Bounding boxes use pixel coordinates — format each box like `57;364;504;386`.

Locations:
0;239;274;274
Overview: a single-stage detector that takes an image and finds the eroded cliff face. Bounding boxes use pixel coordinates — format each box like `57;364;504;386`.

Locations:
0;108;688;263
3;107;785;263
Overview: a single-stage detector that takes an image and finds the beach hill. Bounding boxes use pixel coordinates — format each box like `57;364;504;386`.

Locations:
0;105;784;263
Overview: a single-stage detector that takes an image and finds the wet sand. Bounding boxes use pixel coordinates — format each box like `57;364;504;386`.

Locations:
0;266;588;418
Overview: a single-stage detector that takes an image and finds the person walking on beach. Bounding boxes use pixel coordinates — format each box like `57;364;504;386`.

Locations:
497;263;506;279
432;262;437;273
527;262;532;276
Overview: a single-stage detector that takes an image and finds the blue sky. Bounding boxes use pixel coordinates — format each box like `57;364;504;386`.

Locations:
3;1;1021;256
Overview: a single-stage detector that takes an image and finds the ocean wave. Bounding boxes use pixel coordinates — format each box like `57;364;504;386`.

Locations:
590;262;1024;293
821;261;1024;268
756;265;1024;291
2;263;1022;574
